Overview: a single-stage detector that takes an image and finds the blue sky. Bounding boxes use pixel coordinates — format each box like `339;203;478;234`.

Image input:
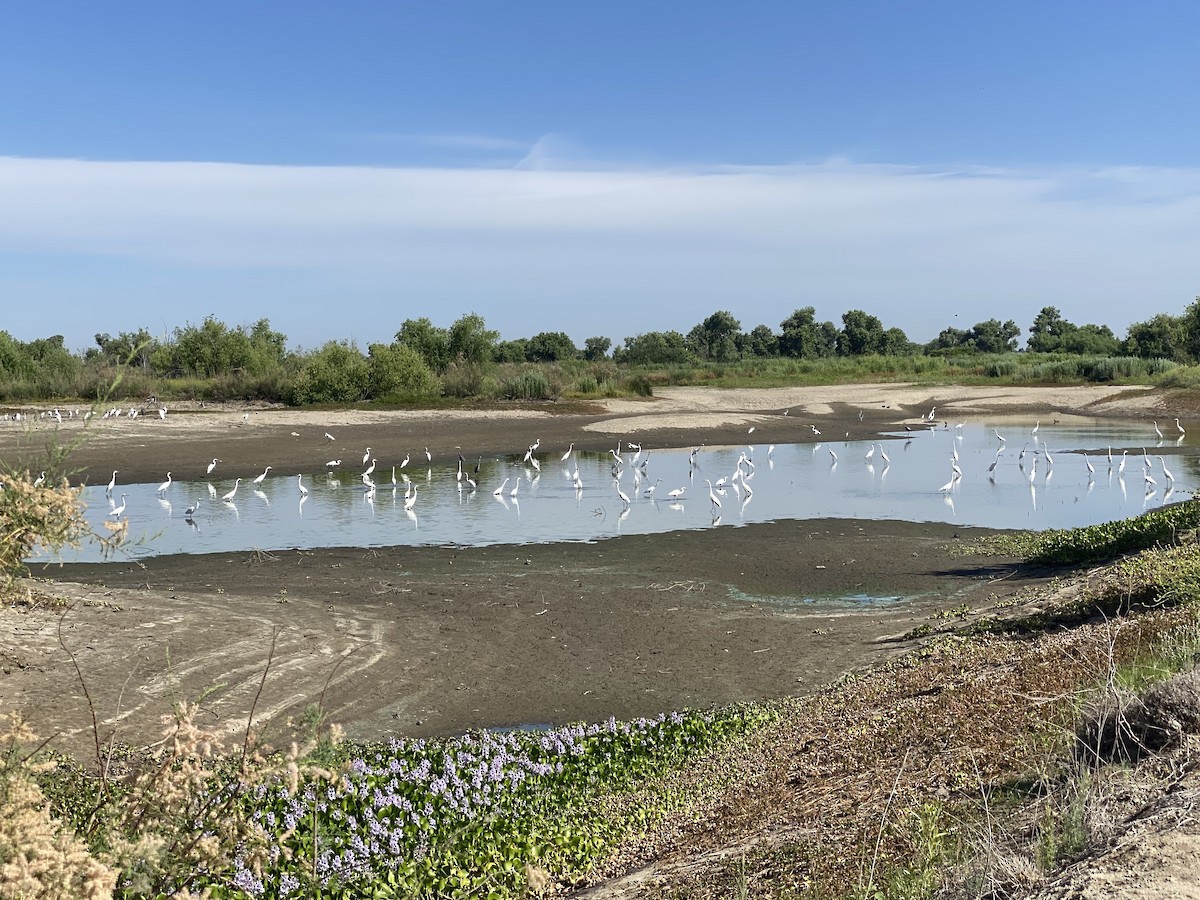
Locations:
2;2;1198;352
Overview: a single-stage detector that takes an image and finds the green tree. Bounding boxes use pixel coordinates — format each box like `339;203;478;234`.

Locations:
739;324;779;357
395;318;451;373
614;331;694;366
493;339;528;364
448;313;498;366
169;316;255;377
582;336;612;361
91;328;158;368
367;343;440;399
290;341;369;404
525;331;578;362
686;310;741;361
837;310;887;356
1027;306;1072;353
968;319;1021;353
778;308;837;359
1061;323;1120;356
1125;314;1185;360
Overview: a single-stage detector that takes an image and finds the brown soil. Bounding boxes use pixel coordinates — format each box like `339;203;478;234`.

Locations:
2;382;1197;896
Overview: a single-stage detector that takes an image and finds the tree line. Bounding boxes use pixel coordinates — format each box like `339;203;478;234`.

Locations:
1;299;1198;405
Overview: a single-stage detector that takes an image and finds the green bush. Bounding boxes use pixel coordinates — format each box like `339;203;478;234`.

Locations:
502;369;552;400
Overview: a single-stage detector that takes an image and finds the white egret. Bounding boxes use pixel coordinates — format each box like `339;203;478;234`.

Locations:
391;465;398;487
206;458;220;476
106;471;118;494
994;429;1006;443
466;475;477;491
1107;447;1113;466
616;485;631;507
1154;421;1164;440
405;487;418;511
157;472;172;494
865;445;875;462
325;432;335;442
108;494;128;518
1085;455;1095;475
705;479;721;510
1145;470;1158;488
510;477;520;498
456;458;463;482
400;452;410;468
828;448;838;462
937;478;955;493
425;447;432;463
207;482;218;498
667;486;686;499
530;456;541;472
1158;457;1175;484
222;479;241;502
1176;418;1186;437
297;474;308;496
1042;443;1054;467
326;459;341;468
363;459;376;477
33;471;46;487
561;442;574;462
1019;442;1029;461
645;477;663;497
253;465;272;484
878;444;890;466
184;499;200;519
492;477;510;497
1119;450;1128;474
1031;421;1039;437
810;424;821;436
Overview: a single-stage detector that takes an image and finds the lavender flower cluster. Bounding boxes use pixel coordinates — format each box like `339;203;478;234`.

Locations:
228;707;757;898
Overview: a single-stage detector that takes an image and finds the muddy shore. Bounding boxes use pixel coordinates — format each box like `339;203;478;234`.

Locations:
0;383;1182;758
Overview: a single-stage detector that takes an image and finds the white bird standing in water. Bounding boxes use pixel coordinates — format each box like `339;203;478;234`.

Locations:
1158;456;1175;485
1119;450;1128;474
362;447;372;465
297;474;308;496
405;486;418;511
109;494;128;518
206;458;220;476
184;498;200;519
878;444;890;466
510;476;520;498
222;479;241;502
362;459;376;477
1085;455;1095;475
705;479;721;511
157;472;172;494
492;477;510;497
1154;421;1164;440
106;471;118;494
1176;418;1186;437
253;465;272;484
561;443;574;462
616;485;631;507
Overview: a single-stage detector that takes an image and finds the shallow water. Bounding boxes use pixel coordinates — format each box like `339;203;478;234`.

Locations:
52;419;1197;563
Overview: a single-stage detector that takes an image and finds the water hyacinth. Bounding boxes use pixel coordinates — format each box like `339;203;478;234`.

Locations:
215;706;767;898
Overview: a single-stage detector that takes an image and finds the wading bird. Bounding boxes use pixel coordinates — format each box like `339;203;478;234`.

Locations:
157;472;172;494
109;494;128;518
667;486;686;499
1154;421;1164;440
184;499;200;519
492;477;510;497
297;474;308;496
362;447;371;465
32;471;46;487
206;458;220;476
253;465;272;484
106;471;118;494
1176;418;1186;438
561;443;574;462
222;479;241;502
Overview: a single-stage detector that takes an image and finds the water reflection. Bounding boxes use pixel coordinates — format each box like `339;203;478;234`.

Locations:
52;419;1199;563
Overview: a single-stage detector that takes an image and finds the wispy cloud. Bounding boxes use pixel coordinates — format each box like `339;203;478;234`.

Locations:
352;132;533;153
1;155;1197;349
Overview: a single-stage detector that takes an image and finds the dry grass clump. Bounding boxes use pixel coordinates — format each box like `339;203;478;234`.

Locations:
0;469;124;602
0;712;117;899
1076;670;1200;765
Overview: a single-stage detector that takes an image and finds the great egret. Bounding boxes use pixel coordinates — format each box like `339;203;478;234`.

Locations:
405;487;418;511
645;477;662;497
1031;421;1039;437
1119;450;1128;474
184;499;200;519
828;448;838;462
326;459;341;468
425;447;432;463
391;465;398;487
325;432;336;442
492;477;510;497
206;458;220;476
297;474;308;496
704;479;721;511
510;477;520;498
865;445;874;462
994;429;1006;443
400;453;410;469
1085;455;1095;475
1159;457;1175;484
32;471;46;488
363;459;376;477
667;486;686;499
561;443;574;462
109;494;128;518
362;447;372;465
1154;421;1164;440
222;479;241;502
157;472;172;494
253;465;272;484
106;471;118;494
1176;418;1186;437
878;444;890;466
616;486;631;507
1042;443;1054;467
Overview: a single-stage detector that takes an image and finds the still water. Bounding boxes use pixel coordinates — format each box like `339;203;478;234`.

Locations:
56;420;1196;563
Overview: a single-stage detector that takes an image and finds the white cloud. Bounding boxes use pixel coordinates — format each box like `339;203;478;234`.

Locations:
1;155;1197;349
